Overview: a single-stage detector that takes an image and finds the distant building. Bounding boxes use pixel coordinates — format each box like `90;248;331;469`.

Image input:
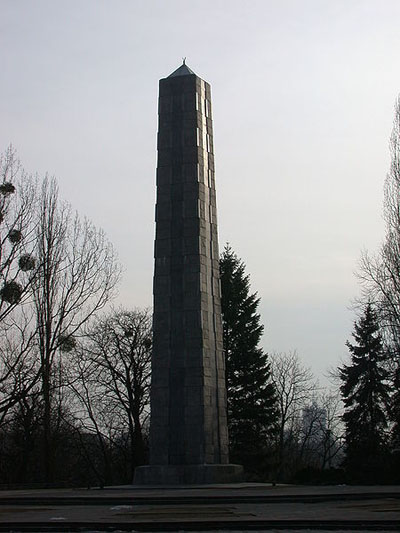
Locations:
302;401;327;445
301;401;342;469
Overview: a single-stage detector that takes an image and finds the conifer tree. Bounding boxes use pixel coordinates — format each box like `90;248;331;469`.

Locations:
219;244;277;475
339;303;389;482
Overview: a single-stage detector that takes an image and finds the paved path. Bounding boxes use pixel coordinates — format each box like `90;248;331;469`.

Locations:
0;483;398;531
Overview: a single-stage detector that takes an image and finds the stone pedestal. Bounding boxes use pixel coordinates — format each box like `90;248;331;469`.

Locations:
134;464;243;485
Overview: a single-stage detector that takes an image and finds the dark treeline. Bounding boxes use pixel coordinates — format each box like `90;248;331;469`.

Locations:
220;244;344;483
341;95;400;483
1;146;342;487
0;147;151;487
217;96;400;484
218;96;400;484
2;94;400;487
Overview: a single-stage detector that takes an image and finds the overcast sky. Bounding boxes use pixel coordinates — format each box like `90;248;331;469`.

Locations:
2;0;400;383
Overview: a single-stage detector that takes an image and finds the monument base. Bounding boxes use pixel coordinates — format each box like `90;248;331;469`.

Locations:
133;464;243;485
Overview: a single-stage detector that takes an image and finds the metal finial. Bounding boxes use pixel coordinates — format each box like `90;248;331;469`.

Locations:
182;57;186;65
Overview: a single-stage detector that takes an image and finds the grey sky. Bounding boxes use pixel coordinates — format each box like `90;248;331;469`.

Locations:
1;0;400;382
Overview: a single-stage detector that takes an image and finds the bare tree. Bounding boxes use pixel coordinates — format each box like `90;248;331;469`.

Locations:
298;391;344;470
319;391;344;469
270;350;318;480
0;147;40;423
0;152;121;483
298;400;327;467
72;309;152;481
32;178;121;482
0;146;37;321
0;311;39;421
67;353;118;486
359;96;400;356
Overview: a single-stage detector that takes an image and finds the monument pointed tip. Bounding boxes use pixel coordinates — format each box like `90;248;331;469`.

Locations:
168;61;196;78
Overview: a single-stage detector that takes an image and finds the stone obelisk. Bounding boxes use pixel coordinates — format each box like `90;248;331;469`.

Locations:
134;62;242;484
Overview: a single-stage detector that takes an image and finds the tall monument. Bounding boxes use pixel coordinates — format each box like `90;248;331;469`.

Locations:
134;62;242;484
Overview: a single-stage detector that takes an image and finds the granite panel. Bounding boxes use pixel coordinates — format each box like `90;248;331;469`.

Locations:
183;218;200;237
182;163;198;182
154;238;171;258
153;293;170;308
183;236;200;255
155;201;172;222
157;129;172;149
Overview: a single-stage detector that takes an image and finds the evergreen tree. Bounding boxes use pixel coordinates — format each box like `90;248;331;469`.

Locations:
219;244;277;477
339;303;390;482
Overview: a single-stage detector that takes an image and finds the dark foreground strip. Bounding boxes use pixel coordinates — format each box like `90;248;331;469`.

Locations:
0;520;397;531
1;492;400;506
0;521;399;532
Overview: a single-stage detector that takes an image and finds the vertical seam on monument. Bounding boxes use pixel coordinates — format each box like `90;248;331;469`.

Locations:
210;204;221;463
206;83;221;464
